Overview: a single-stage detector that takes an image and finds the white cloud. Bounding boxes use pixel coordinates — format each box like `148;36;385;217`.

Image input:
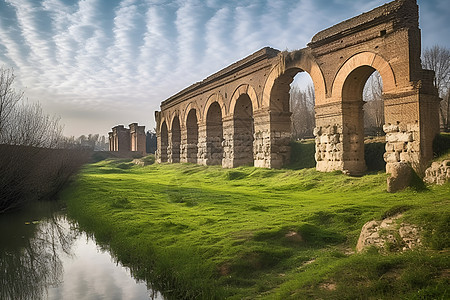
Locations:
204;6;233;68
0;0;448;136
174;0;208;74
106;0;141;81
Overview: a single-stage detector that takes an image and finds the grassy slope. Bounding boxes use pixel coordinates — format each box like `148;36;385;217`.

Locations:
62;154;449;299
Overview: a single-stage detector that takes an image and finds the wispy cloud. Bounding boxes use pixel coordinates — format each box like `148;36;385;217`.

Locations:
0;0;448;136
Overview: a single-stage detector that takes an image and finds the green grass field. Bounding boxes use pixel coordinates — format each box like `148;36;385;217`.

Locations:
62;146;449;299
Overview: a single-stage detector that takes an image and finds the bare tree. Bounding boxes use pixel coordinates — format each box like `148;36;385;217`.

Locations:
363;71;384;135
0;67;64;147
62;134;108;150
0;68;24;138
290;84;315;139
1;101;63;148
422;45;450;131
0;66;91;213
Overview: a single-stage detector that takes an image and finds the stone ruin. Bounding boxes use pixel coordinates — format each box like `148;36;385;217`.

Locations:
108;123;146;155
424;160;450;185
356;214;422;253
154;0;440;191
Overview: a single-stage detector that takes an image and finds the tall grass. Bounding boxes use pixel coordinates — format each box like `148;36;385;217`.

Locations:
61;146;449;299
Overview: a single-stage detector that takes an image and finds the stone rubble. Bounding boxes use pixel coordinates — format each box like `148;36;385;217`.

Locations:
424;160;450;185
356;214;422;253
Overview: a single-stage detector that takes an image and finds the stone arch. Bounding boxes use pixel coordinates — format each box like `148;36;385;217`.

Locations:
259;52;324;167
329;52;395;175
262;50;326;109
171;115;181;163
186;108;199;163
203;93;226;123
183;101;201;127
168;110;181;131
229;84;259;115
205;101;223;165
332;52;396;98
158;115;168;132
160;120;168;162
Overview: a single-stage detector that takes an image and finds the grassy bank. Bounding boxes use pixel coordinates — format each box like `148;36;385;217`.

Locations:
0;145;91;213
62;154;449;299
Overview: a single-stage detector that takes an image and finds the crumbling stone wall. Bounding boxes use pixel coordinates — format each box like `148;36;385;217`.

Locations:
155;0;439;189
129;123;146;155
109;125;130;152
424;160;450;185
314;125;344;172
109;123;146;155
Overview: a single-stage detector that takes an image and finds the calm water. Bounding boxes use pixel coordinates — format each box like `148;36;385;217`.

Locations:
0;201;164;300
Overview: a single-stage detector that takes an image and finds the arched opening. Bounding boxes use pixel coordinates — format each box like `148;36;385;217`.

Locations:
290;72;316;139
268;68;298;168
186;109;198;163
160;121;168;162
269;68;315;168
363;71;386;172
363;71;384;136
171;116;181;163
206;102;223;165
233;94;254;166
270;68;300;113
289;71;316;169
342;65;384;174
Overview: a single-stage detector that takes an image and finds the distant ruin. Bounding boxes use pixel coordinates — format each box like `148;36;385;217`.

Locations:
108;123;146;155
155;0;440;190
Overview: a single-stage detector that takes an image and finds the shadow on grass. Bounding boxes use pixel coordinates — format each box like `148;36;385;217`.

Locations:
288;139;387;172
253;223;346;248
288;141;316;170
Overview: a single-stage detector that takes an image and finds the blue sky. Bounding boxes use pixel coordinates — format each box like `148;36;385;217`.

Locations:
0;0;449;136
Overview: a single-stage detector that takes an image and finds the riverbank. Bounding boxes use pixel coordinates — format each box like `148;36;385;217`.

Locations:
0;200;159;299
0;145;91;213
62;159;449;299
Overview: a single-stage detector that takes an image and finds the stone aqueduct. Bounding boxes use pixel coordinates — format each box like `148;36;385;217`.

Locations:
155;0;440;179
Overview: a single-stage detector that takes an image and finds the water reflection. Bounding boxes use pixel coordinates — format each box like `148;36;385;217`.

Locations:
0;202;163;300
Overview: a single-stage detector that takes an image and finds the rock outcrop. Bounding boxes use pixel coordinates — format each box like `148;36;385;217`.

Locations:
424;160;450;185
386;162;413;193
356;214;421;253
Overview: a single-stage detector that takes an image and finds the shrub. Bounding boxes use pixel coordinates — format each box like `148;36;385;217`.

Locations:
0;145;91;213
141;154;155;165
432;133;450;158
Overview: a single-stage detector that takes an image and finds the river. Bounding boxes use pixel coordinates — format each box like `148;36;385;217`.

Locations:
0;201;164;300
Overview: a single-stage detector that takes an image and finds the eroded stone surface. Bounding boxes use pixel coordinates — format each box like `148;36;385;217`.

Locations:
108;123;146;155
424;160;450;185
356;214;422;253
386;162;412;192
